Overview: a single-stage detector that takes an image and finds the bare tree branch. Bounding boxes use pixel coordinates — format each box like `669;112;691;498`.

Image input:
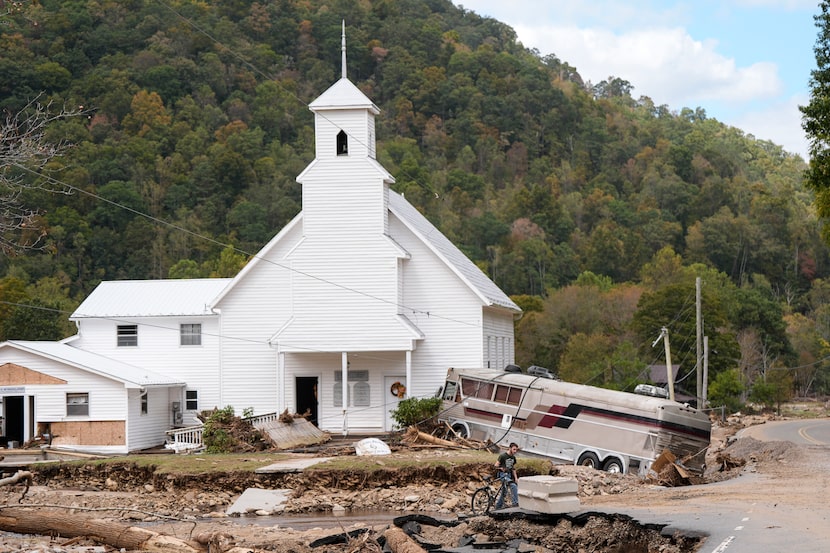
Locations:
0;94;83;255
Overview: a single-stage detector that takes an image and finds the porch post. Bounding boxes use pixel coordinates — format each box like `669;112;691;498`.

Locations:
341;352;349;436
405;350;412;398
276;349;285;413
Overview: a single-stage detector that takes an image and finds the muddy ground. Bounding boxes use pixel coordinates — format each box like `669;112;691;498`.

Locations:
0;413;809;552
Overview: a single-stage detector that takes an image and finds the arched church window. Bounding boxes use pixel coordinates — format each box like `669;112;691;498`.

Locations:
337;130;348;155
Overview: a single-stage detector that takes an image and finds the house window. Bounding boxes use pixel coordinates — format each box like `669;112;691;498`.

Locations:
180;324;202;346
185;390;198;411
332;371;369;407
353;381;370;407
336;130;348;155
140;391;148;415
66;393;89;416
117;325;138;347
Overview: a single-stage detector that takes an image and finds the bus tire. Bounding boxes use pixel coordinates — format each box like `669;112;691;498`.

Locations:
577;451;600;469
451;423;470;439
602;457;624;474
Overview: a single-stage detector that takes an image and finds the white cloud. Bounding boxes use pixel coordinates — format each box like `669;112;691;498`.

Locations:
731;94;809;159
516;24;783;108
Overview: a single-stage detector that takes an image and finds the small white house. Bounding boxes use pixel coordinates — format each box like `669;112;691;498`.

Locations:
0;340;184;454
0;33;521;451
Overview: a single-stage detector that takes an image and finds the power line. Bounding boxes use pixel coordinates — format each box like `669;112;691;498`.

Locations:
14;163;484;331
0;299;414;365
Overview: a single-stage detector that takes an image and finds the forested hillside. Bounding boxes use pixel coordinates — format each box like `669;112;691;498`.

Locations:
1;0;827;405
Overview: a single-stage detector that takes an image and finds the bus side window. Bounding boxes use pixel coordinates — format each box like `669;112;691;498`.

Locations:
495;385;523;406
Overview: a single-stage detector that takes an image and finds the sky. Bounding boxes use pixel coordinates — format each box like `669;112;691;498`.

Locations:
459;0;819;160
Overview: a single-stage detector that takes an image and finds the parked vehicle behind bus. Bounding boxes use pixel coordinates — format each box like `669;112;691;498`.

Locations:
438;367;711;475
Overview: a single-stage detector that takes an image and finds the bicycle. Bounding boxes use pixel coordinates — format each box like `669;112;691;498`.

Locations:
470;474;518;514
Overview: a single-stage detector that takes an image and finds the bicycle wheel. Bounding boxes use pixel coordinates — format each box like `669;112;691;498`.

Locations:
471;488;492;515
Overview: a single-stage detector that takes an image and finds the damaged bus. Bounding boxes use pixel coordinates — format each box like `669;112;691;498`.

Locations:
438;367;711;475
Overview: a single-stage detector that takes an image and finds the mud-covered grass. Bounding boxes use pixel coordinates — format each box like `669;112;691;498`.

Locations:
35;447;552;484
61;451;297;474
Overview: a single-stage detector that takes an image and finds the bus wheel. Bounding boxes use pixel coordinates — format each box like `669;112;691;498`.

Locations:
451;423;469;439
602;457;624;473
577;452;600;469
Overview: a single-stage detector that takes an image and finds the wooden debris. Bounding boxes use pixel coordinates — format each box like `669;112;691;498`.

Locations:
401;424;487;450
258;417;330;450
0;508;276;553
0;470;32;488
402;426;458;448
648;450;694;487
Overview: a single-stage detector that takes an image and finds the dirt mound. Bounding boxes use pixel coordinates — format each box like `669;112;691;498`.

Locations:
722;436;802;464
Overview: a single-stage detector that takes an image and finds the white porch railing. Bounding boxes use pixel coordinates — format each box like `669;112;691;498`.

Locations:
245;411;280;428
164;412;280;452
164;425;204;452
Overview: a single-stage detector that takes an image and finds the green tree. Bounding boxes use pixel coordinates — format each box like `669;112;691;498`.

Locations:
802;0;830;240
708;368;744;413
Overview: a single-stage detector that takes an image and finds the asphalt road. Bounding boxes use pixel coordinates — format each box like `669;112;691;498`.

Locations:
739;417;830;446
591;418;830;553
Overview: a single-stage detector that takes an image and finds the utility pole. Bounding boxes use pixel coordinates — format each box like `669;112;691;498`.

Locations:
696;277;702;404
653;327;675;401
702;335;709;406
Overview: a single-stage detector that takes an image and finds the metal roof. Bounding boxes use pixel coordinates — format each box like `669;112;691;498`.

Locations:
71;279;232;318
2;341;184;388
389;191;521;312
308;77;380;114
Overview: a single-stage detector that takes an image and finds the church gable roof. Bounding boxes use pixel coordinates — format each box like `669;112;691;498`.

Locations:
308;78;380;114
388;191;520;312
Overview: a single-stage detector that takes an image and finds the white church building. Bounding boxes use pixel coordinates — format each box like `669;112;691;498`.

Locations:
0;30;520;453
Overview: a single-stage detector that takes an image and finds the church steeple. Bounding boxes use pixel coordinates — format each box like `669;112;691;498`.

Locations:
306;22;380;160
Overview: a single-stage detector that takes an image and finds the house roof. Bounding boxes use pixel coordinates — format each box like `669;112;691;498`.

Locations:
308;77;380;114
71;279;232;318
1;341;184;388
388;191;521;312
648;364;680;383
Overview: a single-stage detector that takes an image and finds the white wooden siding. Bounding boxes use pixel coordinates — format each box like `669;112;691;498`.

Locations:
126;387;169;451
212;225;299;415
0;349;128;422
482;306;516;370
285;351;406;433
314;109;372;160
388;214;488;399
74;316;222;414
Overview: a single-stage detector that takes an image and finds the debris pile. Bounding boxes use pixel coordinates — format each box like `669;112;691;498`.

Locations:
400;425;493;452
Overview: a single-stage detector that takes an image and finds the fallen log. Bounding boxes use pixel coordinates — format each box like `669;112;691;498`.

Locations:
0;507;200;552
404;427;458;448
0;508;199;552
0;470;33;488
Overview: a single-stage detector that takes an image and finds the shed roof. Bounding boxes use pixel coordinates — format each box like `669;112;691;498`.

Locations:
71;279;232;318
1;341;184;388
